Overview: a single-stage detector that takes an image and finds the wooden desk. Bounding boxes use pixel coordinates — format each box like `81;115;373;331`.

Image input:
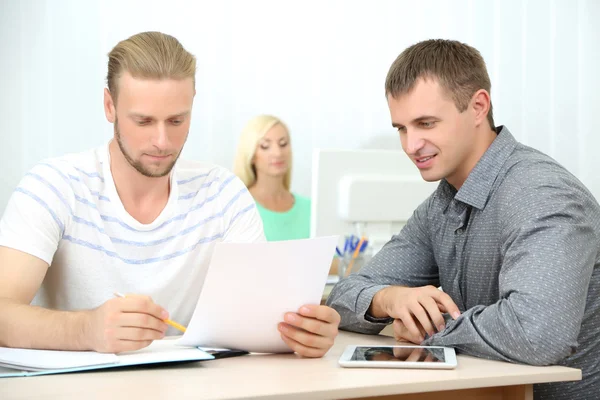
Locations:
0;332;580;400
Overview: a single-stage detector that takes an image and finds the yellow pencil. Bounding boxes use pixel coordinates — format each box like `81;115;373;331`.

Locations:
345;236;366;277
113;292;187;333
164;319;187;333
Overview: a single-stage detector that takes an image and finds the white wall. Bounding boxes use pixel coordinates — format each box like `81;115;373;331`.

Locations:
1;0;599;212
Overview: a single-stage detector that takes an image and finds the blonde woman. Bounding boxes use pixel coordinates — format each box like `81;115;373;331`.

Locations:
233;115;311;241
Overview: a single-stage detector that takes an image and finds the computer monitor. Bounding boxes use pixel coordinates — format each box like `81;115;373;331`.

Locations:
310;149;438;254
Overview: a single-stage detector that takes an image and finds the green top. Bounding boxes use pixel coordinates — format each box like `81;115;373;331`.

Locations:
256;194;311;241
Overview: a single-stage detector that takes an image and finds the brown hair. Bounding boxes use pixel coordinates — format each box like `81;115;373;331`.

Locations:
106;31;196;103
385;39;494;129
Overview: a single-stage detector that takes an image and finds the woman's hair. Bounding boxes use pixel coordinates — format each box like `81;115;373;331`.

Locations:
233;115;291;189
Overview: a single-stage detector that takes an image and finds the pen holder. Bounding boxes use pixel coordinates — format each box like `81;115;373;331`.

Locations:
337;251;371;279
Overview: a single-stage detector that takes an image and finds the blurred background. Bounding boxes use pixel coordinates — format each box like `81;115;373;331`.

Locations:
1;0;598;211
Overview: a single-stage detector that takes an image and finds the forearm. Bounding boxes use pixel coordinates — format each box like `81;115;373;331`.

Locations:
0;298;91;350
328;199;438;334
326;276;392;334
368;286;404;318
423;299;577;366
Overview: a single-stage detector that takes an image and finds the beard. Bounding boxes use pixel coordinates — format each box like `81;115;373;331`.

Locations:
114;117;181;178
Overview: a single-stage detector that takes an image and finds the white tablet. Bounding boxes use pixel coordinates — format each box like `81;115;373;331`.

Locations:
339;345;457;369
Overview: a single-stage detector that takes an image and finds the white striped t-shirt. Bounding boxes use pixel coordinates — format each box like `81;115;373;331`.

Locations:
0;142;265;333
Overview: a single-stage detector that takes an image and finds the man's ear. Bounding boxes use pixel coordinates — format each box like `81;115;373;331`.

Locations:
471;89;491;128
104;88;116;123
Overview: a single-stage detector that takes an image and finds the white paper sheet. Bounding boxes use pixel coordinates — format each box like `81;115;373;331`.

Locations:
177;236;338;353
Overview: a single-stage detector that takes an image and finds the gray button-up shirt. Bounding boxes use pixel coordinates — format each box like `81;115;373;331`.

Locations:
327;127;600;400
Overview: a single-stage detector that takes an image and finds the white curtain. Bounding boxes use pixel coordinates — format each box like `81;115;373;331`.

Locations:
1;0;599;212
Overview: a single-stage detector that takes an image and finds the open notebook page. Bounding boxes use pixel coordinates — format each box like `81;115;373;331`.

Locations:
0;347;117;371
0;339;211;372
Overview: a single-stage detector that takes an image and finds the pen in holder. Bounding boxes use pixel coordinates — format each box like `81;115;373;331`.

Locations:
336;235;371;279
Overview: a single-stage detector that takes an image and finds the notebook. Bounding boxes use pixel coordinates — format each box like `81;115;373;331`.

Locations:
0;339;214;378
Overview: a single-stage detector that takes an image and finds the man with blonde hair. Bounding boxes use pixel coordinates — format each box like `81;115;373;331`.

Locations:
328;39;600;399
0;31;340;358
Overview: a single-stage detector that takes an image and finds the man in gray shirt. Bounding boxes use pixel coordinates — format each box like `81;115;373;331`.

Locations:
327;39;599;400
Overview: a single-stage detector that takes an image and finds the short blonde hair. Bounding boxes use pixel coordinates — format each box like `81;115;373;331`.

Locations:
107;31;196;103
233;115;291;190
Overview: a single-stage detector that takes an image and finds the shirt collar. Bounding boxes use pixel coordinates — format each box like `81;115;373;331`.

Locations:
450;126;518;210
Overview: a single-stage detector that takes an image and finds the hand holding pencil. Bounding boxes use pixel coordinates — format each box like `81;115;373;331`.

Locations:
113;292;186;333
82;293;184;354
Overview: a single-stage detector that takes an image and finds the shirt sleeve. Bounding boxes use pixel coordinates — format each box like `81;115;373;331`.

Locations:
423;178;597;366
326;196;439;334
0;162;73;265
220;172;266;244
